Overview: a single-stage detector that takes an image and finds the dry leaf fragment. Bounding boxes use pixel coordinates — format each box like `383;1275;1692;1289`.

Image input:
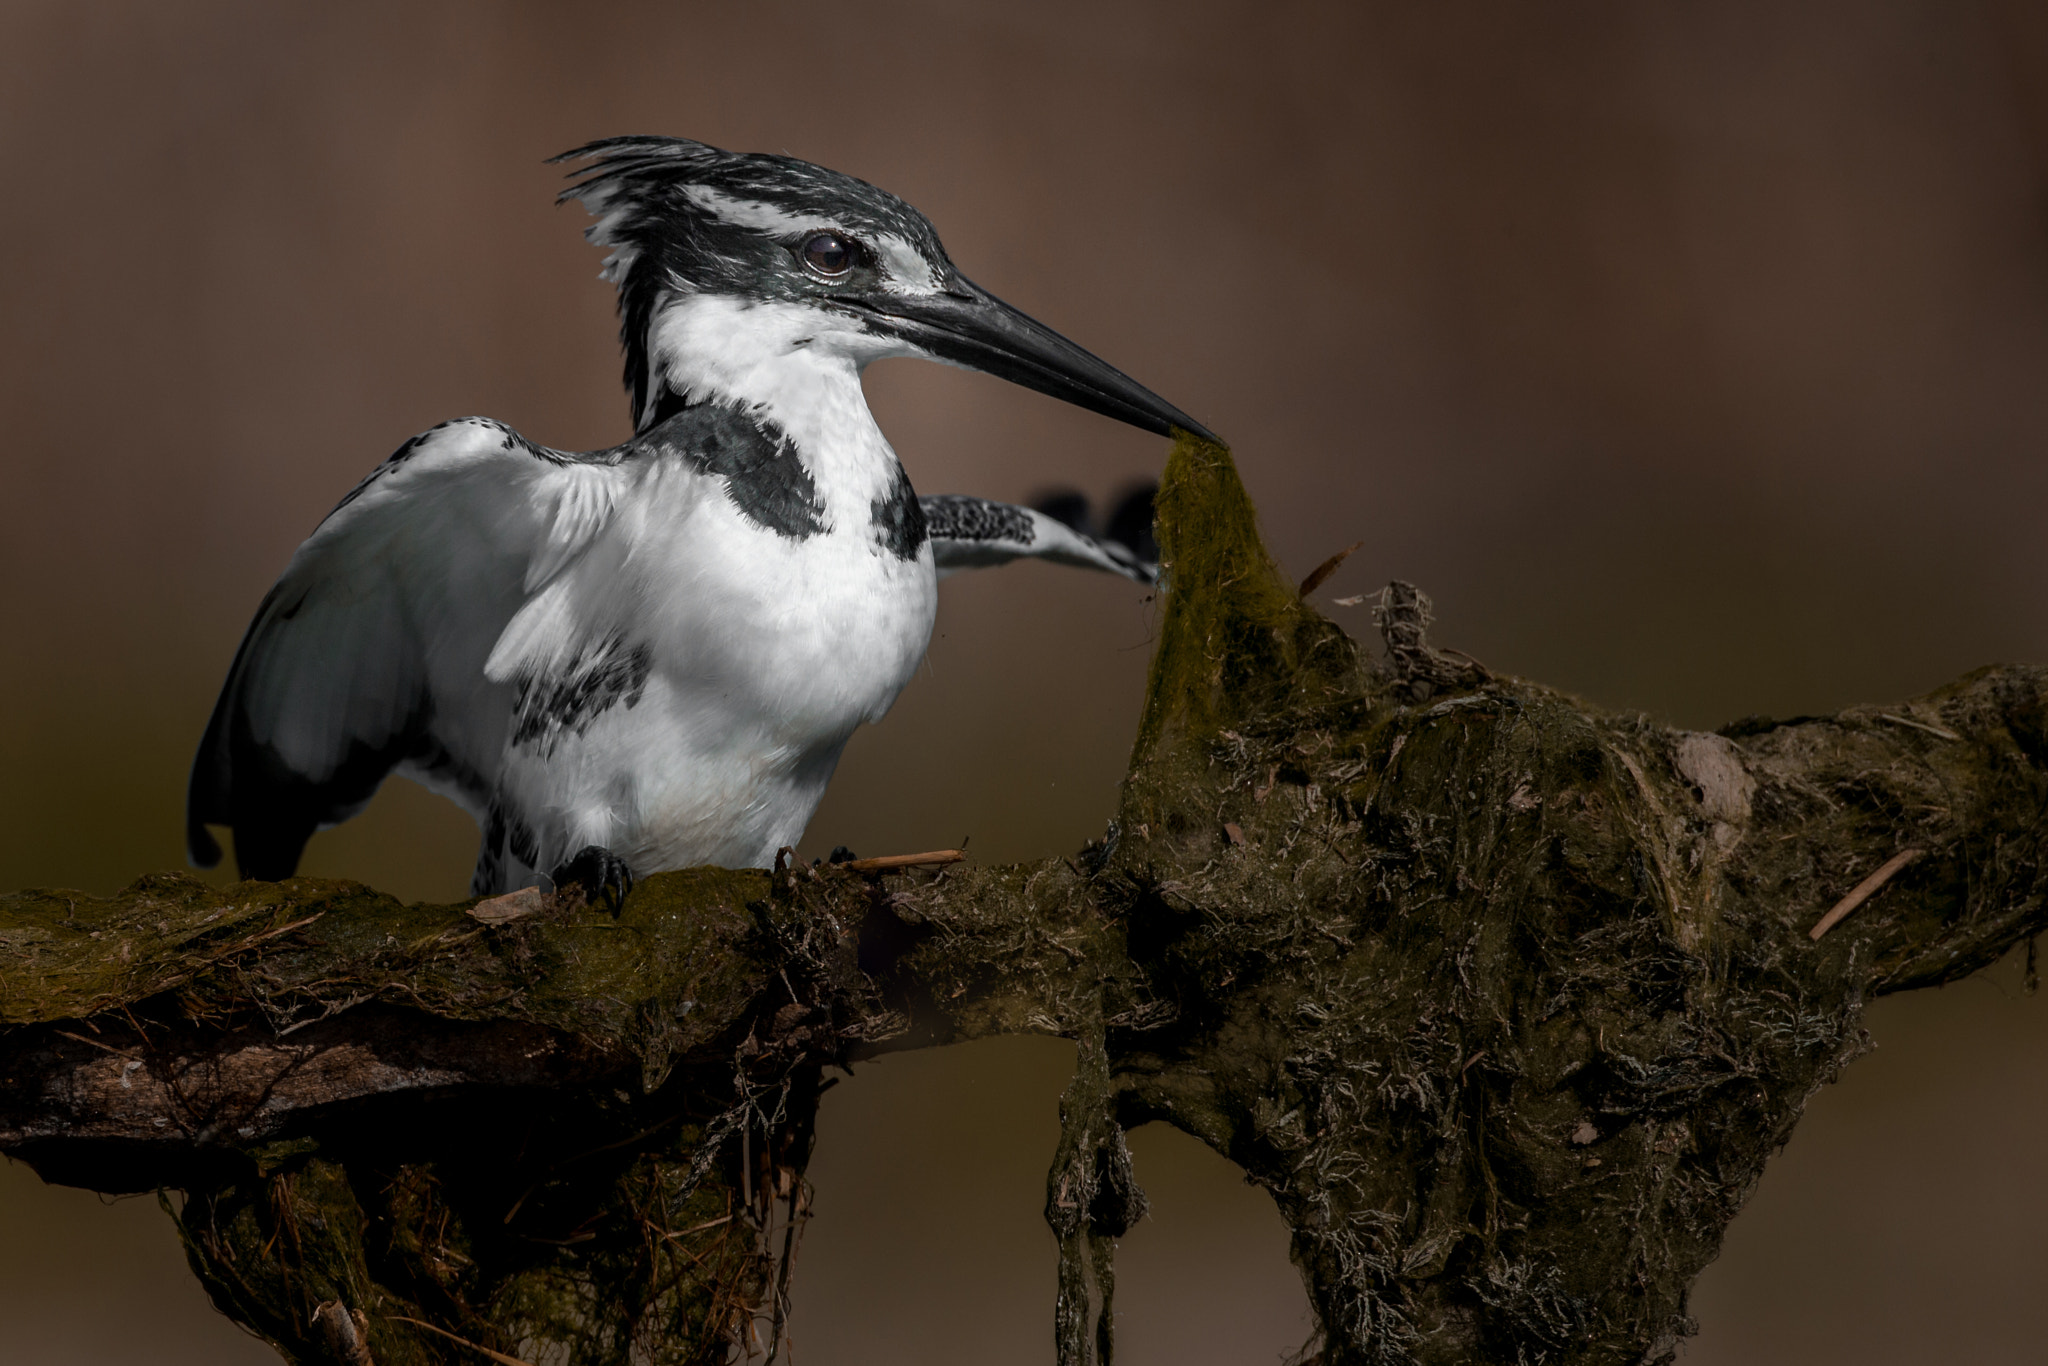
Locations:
1298;541;1364;598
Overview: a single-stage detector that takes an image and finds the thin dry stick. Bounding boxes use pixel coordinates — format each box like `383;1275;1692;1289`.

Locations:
51;1029;138;1057
839;850;966;873
385;1315;538;1366
663;1212;735;1241
1878;712;1962;742
1810;848;1925;941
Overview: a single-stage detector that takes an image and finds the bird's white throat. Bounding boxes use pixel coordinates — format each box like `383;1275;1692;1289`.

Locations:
645;293;911;448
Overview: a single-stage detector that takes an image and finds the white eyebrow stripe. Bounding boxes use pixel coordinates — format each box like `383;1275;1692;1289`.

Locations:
874;233;941;294
681;185;819;235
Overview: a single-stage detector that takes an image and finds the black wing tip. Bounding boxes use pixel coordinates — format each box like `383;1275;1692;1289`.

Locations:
216;809;315;882
236;845;308;883
186;819;223;870
184;811;298;881
1029;488;1092;535
186;724;229;869
1028;483;1157;540
1030;483;1159;584
1104;482;1159;564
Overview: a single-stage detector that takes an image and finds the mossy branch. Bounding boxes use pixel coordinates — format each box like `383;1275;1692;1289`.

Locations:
4;436;2045;1366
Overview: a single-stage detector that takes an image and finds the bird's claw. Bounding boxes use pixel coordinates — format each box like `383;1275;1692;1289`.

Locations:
549;845;635;915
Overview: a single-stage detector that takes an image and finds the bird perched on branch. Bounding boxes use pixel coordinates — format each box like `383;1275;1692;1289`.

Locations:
187;136;1211;904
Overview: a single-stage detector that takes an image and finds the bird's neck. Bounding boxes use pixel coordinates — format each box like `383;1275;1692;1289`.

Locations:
646;295;887;474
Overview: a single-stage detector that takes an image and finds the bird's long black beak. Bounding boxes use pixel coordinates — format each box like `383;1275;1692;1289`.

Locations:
850;278;1218;442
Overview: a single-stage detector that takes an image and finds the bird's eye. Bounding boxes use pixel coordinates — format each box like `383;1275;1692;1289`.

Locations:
799;231;856;279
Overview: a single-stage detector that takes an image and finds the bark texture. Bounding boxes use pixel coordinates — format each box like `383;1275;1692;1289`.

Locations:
3;436;2044;1365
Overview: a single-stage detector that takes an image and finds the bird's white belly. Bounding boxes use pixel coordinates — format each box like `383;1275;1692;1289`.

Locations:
493;491;937;880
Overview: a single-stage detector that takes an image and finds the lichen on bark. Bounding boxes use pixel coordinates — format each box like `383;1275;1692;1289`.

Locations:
3;434;2045;1366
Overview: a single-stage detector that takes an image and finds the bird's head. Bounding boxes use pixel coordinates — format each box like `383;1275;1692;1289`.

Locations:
556;136;1214;441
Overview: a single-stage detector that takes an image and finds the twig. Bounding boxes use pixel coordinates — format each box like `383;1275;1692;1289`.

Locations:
1810;848;1925;941
838;850;966;872
1878;712;1961;742
664;1212;735;1240
217;912;326;956
385;1315;538;1366
52;1029;138;1058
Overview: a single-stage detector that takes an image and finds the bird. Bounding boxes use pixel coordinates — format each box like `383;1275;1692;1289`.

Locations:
186;135;1212;905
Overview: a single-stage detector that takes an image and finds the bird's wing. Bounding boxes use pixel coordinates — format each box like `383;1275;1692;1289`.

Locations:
921;489;1157;584
187;418;632;879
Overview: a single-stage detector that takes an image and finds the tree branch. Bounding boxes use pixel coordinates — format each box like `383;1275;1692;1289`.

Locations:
3;435;2043;1366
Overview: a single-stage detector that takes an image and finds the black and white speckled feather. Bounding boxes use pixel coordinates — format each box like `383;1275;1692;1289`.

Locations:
921;492;1156;584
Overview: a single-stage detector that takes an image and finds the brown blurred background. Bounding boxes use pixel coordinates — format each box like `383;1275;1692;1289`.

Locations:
2;1;2045;1361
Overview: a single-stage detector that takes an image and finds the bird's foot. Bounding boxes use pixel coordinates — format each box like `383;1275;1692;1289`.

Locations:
548;845;635;915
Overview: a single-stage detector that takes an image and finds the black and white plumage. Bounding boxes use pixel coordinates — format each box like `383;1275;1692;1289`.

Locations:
925;486;1158;584
188;136;1209;897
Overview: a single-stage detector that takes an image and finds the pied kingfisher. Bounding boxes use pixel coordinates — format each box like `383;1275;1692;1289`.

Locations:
187;136;1212;904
